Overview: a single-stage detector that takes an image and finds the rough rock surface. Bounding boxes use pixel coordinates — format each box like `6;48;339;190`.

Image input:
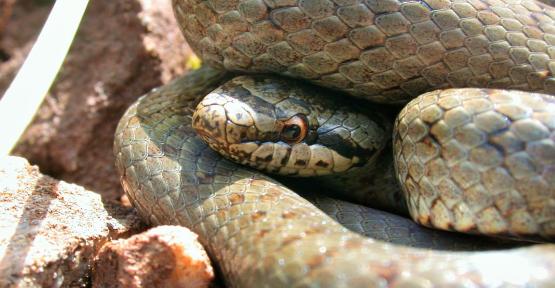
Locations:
93;226;214;288
0;156;144;287
4;0;192;202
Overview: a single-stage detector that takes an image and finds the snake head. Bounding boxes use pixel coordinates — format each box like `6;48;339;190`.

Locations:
193;76;390;176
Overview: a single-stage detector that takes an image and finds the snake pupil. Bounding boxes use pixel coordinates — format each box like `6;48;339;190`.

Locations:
282;125;301;140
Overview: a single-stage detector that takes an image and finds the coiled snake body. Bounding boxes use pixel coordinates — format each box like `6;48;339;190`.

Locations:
114;0;555;286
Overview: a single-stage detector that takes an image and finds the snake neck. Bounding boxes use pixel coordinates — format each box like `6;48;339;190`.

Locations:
278;144;409;216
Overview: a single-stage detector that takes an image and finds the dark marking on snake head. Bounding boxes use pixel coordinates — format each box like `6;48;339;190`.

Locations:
317;132;357;159
221;81;277;119
236;149;254;161
255;154;273;163
280;147;292;165
267;167;281;174
295;159;306;166
303;130;318;145
199;115;223;139
315;160;329;168
275;97;312;119
317;131;375;166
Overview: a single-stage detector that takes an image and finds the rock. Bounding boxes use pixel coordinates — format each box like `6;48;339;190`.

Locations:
7;0;193;202
93;226;214;288
0;156;144;287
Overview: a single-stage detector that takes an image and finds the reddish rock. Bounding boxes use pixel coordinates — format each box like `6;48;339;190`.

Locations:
0;156;143;287
93;226;214;288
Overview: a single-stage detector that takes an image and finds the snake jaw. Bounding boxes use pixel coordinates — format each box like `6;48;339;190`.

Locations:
192;89;259;151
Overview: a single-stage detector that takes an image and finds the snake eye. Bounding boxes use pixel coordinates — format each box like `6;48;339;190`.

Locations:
280;115;308;144
282;124;301;139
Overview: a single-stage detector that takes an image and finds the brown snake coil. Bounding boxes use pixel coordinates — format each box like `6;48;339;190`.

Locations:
114;0;555;286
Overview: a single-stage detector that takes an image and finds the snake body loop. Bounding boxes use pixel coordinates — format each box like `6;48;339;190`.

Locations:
174;0;555;104
115;0;555;286
191;75;555;240
115;67;555;286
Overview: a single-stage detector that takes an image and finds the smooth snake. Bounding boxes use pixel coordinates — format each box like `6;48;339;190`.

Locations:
114;0;555;286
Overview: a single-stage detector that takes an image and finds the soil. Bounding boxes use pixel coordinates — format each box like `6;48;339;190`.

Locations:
0;0;193;203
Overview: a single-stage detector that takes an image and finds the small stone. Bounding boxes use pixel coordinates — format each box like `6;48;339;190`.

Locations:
93;226;214;288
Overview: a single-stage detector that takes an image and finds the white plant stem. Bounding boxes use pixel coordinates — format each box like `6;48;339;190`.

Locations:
0;0;90;155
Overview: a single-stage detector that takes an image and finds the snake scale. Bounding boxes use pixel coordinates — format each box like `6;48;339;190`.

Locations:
114;0;555;286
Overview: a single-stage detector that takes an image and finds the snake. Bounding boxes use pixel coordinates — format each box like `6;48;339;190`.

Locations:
113;0;555;286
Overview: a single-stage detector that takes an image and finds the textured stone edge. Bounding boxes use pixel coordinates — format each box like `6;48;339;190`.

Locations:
0;156;145;287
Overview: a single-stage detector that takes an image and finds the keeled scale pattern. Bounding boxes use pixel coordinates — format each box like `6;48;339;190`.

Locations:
114;67;555;287
174;0;555;104
305;194;525;249
394;88;555;239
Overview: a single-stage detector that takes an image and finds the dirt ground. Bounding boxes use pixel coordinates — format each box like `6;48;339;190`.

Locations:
0;0;193;203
